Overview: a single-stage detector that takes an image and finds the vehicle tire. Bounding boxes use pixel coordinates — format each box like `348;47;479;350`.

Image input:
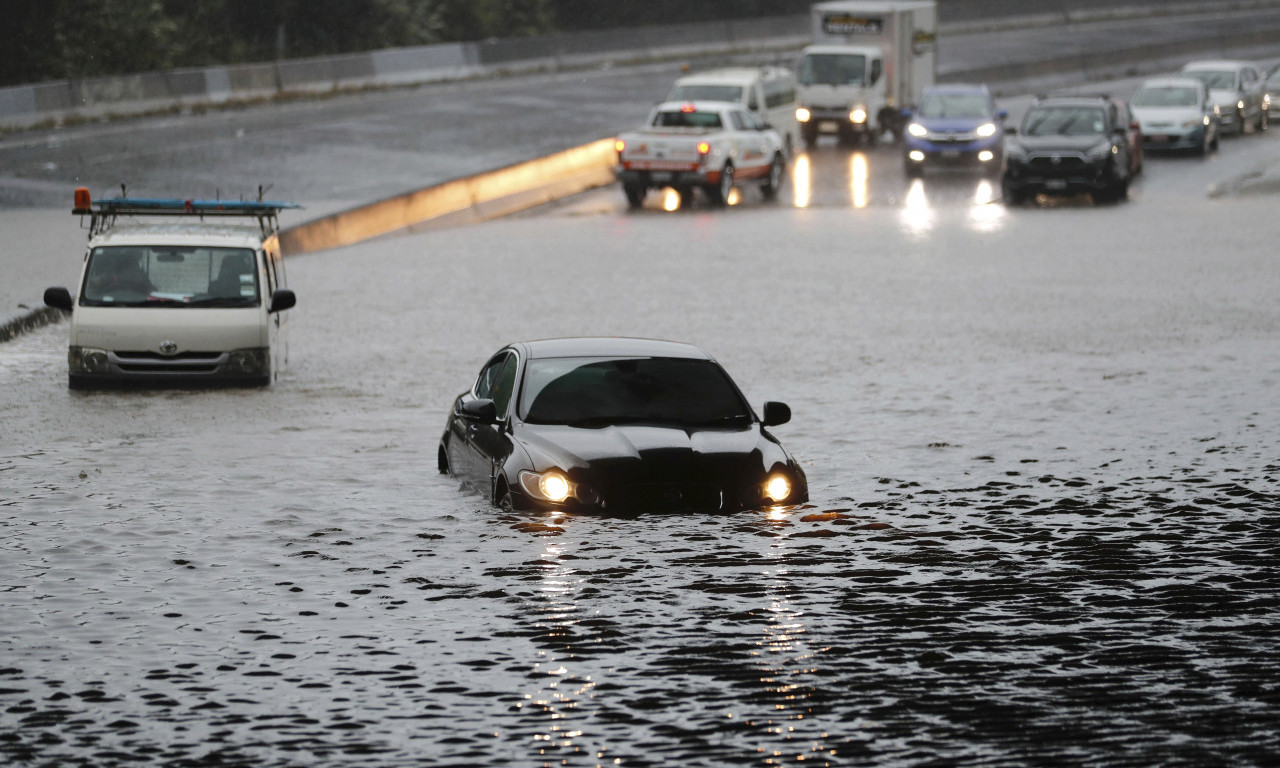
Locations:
706;163;734;207
760;154;785;200
1211;130;1220;151
1002;179;1026;205
1258;107;1269;132
801;122;818;148
623;183;645;209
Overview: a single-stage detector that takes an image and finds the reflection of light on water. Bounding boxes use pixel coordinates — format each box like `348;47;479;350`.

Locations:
899;178;933;236
727;187;741;206
850;153;869;209
968;179;1008;233
661;187;681;212
792;154;811;208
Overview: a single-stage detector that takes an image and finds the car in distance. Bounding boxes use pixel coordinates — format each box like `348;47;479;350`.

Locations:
1265;64;1280;120
1130;77;1219;155
43;188;299;388
1001;94;1136;205
666;66;800;156
903;83;1006;177
438;338;808;514
1178;60;1269;135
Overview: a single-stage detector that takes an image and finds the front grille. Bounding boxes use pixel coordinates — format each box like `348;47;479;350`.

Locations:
608;483;724;513
112;351;225;374
1025;153;1099;178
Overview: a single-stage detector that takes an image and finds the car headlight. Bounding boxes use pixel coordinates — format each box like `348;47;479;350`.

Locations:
906;122;928;137
68;346;110;374
1237;99;1246;111
763;473;793;503
796;107;811;123
519;469;599;505
1086;141;1114;160
975;122;998;138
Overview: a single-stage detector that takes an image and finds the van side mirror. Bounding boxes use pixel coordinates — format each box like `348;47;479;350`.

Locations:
870;59;882;86
269;289;296;313
461;398;498;424
44;287;73;311
761;401;791;427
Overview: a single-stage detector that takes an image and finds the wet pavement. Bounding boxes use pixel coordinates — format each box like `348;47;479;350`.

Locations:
3;133;1280;763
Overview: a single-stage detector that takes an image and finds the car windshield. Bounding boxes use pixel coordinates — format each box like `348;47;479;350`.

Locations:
79;245;259;307
916;92;991;119
667;85;744;103
652;109;723;128
1182;70;1237;90
519;356;752;427
1022;106;1107;136
1132;85;1200;107
799;53;865;86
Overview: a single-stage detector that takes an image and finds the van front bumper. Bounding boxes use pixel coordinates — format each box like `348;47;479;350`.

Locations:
69;346;270;386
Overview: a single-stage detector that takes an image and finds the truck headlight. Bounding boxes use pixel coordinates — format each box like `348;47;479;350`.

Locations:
849;108;868;124
69;346;109;374
796;107;811;123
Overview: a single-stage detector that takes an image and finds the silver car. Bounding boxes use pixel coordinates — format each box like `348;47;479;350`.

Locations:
1130;77;1219;155
1178;59;1269;135
1266;64;1280;120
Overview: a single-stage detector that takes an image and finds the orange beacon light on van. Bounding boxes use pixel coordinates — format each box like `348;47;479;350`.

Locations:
73;187;92;214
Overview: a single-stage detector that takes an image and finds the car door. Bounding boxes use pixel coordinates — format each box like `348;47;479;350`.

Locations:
450;352;508;491
455;350;519;498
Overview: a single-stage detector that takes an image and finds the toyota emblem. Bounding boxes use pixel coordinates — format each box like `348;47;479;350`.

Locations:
158;340;179;356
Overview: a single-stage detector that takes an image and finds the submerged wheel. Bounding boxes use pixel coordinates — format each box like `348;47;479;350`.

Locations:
706;163;734;207
623;183;645;209
760;154;785;200
1002;179;1027;205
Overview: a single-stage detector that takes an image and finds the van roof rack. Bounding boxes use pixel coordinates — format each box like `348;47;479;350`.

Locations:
72;186;302;238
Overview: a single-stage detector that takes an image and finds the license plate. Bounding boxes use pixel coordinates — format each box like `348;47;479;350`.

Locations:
819;120;838;131
942;150;961;159
1151;135;1172;143
1045;179;1067;190
650;172;672;182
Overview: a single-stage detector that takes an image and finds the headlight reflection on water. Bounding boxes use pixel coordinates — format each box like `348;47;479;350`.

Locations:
850;152;869;209
792;154;811;208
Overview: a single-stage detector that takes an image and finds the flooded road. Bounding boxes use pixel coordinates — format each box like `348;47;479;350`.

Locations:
4;119;1280;764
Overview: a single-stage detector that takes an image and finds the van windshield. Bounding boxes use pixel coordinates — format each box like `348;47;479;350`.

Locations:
799;53;866;86
80;246;259;307
667;85;744;104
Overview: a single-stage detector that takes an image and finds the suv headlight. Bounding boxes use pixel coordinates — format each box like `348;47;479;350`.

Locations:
1086;141;1114;161
975;122;998;138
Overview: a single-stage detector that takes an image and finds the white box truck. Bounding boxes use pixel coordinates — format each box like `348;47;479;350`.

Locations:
795;0;937;146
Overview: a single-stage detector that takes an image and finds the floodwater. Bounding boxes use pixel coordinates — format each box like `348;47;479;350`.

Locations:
3;146;1280;767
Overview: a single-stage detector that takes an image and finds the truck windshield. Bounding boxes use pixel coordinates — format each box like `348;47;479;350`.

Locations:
519;356;752;427
80;246;259;307
799;53;866;86
667;85;744;103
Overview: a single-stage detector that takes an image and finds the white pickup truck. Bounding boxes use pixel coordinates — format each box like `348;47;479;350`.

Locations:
615;101;787;209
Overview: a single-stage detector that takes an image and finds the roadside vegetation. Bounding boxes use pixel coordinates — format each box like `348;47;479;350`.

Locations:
3;0;812;87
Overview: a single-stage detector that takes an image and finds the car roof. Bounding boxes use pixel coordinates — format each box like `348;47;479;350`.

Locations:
1181;60;1249;71
1138;77;1205;89
89;222;269;249
672;67;792;86
516;337;713;361
1031;94;1114;107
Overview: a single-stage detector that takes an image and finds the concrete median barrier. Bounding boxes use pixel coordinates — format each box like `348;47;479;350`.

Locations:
278;138;619;255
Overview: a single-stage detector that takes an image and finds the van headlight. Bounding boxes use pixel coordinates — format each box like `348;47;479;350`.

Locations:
227;348;268;376
69;346;110;374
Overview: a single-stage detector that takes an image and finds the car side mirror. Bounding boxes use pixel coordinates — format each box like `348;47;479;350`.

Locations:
461;398;498;424
44;286;73;311
269;288;296;313
761;401;791;427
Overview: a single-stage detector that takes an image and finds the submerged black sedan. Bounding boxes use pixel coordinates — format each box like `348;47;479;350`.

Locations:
438;338;808;513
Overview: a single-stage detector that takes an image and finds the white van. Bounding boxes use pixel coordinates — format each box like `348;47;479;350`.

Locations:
666;66;800;154
43;189;299;388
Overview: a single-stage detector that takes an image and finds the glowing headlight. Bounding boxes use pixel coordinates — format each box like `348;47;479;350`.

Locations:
975;122;998;138
796;107;811;123
849;108;868;124
763;474;792;503
907;122;928;137
908;150;925;161
978;150;995;162
520;470;573;503
1238;100;1246;111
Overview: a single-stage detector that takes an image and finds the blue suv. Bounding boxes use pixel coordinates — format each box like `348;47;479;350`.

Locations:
904;84;1006;177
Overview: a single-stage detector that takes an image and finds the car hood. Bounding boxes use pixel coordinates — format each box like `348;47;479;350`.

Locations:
1207;88;1241;107
1132;106;1200;123
916;116;995;133
1010;134;1110;153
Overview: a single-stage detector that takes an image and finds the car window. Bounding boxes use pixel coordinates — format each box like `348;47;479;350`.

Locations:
1183;70;1237;90
1133;86;1199;107
730;111;750;130
474;353;512;401
667;84;744;104
520;356;752;426
79;245;259;307
1022;106;1107;136
917;92;992;119
653;109;723;128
